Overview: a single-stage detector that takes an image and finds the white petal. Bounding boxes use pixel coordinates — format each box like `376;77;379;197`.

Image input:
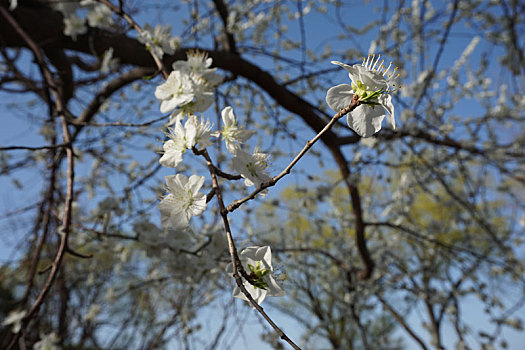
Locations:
326;84;354;112
191;91;214;113
379;94;395;129
155;77;175;100
257;246;272;267
166;173;187;192
160;93;194;114
203;72;223;86
236;129;256;142
265;275;285;297
158;197;188;229
331;61;362;83
187;174;205;194
184;120;197;147
232;283;266;305
159;142;183;168
172;60;189;72
359;70;387;91
347;104;386;138
221;106;235;127
240;246;260;260
189;193;207;216
225;140;240;155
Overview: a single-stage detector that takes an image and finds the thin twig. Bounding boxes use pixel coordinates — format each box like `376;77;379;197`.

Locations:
194;148;302;350
0;142;71;151
0;8;75;348
98;0;169;78
227;96;360;213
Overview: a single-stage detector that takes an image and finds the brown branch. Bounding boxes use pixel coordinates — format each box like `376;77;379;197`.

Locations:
0;142;71;151
377;295;429;350
227;97;361;212
74;66;156;127
194;147;302;350
212;0;237;53
98;0;168;78
0;7;75;348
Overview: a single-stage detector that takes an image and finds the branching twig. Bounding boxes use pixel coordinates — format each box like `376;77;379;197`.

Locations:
194;147;302;350
226;96;361;213
98;0;169;78
1;8;75;348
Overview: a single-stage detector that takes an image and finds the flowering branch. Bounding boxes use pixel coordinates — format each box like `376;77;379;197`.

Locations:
227;95;361;213
193;147;302;350
98;0;169;78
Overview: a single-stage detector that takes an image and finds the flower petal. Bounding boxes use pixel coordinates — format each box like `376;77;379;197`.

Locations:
359;70;388;91
187;174;204;194
159;141;183;168
189;193;207;216
331;60;360;83
159;196;189;229
221;106;235;127
379;94;395;129
265;275;286;297
326;84;354;112
347;104;386;137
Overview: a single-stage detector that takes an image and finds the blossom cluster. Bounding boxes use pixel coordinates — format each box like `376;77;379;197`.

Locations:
151;51;281;305
54;1;114;40
150;49;400;305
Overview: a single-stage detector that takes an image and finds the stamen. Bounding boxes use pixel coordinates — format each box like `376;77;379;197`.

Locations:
383;62;392;76
388;67;398;79
378;59;385;72
372;54;381;70
365;54;372;68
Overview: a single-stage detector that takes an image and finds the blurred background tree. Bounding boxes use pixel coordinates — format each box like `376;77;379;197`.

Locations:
0;0;523;349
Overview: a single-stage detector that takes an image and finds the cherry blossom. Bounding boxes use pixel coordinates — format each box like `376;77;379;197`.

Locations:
159;115;213;168
33;332;61;350
326;54;399;137
158;174;207;230
1;309;26;333
138;23;180;59
214;106;255;154
232;148;271;189
230;246;285;305
63;14;87;41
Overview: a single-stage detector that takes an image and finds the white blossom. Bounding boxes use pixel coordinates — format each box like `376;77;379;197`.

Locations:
155;52;222;117
232;148;271;189
87;4;113;29
159;115;213;168
138;24;180;59
214;106;255;154
187;115;214;149
229;246;285;305
326;54;399;137
33;332;61;350
158;174;207;230
63;14;87;41
172;51;223;88
53;2;78;16
2;309;26;333
100;48;119;74
155;70;195;114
